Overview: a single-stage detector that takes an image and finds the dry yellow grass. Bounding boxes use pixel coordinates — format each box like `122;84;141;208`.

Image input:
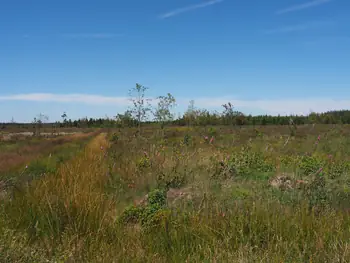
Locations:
11;133;116;242
4;126;350;262
0;132;96;173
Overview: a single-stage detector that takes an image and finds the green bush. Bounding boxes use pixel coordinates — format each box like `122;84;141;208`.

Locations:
110;132;119;142
119;205;144;224
119;188;167;226
227;147;275;177
231;185;252;200
157;171;187;189
183;134;191;146
137;156;151;169
299;155;324;176
148;188;166;207
208;127;217;137
304;175;329;208
210;159;235;180
141;204;164;226
24;160;57;180
325;161;349;179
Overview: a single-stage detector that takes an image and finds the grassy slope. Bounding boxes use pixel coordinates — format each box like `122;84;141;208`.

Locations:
1;126;350;262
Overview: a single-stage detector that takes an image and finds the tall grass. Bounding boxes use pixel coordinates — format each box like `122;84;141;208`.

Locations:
1;134;118;261
1;126;350;262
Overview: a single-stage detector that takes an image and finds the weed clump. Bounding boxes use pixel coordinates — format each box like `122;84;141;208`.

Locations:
157;172;187;189
227;146;275;177
110;132;119;142
119;188;168;226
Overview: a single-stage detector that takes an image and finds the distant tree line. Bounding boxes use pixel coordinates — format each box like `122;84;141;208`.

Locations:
2;84;350;129
172;109;350;126
4;109;347;129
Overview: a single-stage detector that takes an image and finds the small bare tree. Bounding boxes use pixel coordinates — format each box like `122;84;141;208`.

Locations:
59;112;68;135
222;102;234;126
154;93;176;130
129;83;152;134
116;110;135;128
33;113;49;136
184;100;197;127
61;112;67;126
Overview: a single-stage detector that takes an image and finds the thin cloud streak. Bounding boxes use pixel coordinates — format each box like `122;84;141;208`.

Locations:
262;21;335;34
61;33;122;39
1;93;349;116
159;0;224;19
0;93;131;105
276;0;333;15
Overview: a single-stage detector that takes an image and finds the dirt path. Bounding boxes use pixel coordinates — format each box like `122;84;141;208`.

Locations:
0;132;97;174
84;132;109;156
1;133;109;201
37;132;111;204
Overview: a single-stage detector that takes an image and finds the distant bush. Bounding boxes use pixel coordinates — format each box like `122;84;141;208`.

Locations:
110;132;119;142
183;134;191;146
304;175;329;208
231;185;252;200
208;127;217;137
298;156;324;176
227;147;275;177
157;170;187;189
325;160;349;179
24;160;57;179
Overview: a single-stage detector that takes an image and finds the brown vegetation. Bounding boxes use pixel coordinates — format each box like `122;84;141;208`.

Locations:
0;132;96;173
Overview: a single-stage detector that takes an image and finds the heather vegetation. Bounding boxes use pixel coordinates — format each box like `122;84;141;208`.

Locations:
1;84;350;262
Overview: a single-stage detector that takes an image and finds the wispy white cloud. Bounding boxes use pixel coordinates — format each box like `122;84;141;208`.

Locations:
159;0;224;19
61;33;122;39
0;93;131;105
276;0;334;15
1;93;349;116
262;20;334;34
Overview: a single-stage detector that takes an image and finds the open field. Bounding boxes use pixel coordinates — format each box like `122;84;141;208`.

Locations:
0;125;97;135
1;124;350;262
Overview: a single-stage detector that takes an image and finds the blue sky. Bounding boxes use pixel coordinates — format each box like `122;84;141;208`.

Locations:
1;0;350;122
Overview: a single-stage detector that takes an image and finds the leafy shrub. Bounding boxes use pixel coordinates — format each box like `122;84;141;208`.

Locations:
119;205;144;224
141;204;164;226
157;170;187;189
325;161;349;179
110;133;119;142
299;156;324;176
119;188;167;226
305;175;329;208
24;160;57;180
208;127;217;137
183;134;191;146
254;128;263;137
231;186;252;200
279;155;297;168
210;159;235;180
227;147;275;177
148;188;166;207
137;156;151;169
141;208;172;232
